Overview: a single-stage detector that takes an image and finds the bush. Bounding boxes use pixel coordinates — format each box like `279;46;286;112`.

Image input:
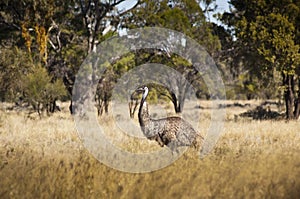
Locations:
22;65;67;116
0;47;32;102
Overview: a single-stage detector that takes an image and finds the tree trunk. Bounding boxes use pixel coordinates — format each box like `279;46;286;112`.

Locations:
175;103;182;113
104;93;109;114
69;101;74;114
170;92;177;113
176;95;185;113
129;99;139;118
294;98;300;119
283;73;295;120
293;78;300;119
170;86;189;113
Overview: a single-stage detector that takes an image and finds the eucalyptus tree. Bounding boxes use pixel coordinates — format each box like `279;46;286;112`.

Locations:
70;0;140;115
121;0;221;113
0;0;70;114
223;0;300;119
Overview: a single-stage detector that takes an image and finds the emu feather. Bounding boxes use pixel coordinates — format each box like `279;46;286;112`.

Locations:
134;86;203;151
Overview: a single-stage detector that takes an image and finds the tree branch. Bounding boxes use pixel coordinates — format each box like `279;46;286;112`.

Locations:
47;20;61;52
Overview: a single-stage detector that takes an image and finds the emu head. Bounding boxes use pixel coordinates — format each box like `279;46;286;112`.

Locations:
128;86;149;118
135;86;149;101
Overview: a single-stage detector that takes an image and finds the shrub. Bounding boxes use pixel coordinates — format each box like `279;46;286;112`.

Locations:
22;65;67;116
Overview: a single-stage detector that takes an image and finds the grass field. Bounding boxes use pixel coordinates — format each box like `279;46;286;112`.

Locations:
1;101;300;198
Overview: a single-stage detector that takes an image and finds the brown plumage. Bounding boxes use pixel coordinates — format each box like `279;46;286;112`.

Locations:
134;86;203;151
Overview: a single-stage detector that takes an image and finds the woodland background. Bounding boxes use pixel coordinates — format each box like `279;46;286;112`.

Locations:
1;0;300;119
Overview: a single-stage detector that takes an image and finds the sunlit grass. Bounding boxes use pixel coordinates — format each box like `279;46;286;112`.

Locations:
0;101;300;198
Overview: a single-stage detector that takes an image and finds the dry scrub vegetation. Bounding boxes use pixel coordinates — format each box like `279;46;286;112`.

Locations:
1;101;300;198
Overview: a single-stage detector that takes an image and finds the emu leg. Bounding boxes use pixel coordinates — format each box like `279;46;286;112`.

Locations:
148;135;165;147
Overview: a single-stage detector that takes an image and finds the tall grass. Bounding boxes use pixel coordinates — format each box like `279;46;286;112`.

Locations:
1;102;300;198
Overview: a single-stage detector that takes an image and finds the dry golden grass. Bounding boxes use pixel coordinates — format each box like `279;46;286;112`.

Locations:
1;101;300;198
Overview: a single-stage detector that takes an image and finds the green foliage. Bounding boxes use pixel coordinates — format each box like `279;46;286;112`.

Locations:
227;0;300;72
22;65;67;115
112;53;135;76
121;0;222;112
125;0;221;54
0;47;33;101
1;0;222;115
223;0;300;118
147;88;159;104
247;13;299;73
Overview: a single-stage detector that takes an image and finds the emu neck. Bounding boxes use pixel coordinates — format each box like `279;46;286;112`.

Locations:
138;98;150;128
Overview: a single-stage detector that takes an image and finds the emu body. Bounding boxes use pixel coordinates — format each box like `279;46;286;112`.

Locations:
135;86;202;151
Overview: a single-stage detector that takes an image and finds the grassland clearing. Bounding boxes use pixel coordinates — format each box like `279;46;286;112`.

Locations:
0;101;300;198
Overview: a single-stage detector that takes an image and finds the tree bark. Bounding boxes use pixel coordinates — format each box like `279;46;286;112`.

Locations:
283;73;295;120
170;92;181;113
293;78;300;119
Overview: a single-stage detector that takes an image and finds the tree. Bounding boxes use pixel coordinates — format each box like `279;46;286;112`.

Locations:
123;0;220;113
0;0;72;64
0;0;134;115
70;0;140;115
223;0;300;119
0;0;220;116
0;0;74;113
0;47;32;102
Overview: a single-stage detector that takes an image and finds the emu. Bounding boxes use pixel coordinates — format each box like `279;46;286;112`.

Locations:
133;86;203;151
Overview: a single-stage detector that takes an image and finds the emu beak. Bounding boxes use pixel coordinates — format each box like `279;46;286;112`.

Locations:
135;87;145;93
130;86;146;100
